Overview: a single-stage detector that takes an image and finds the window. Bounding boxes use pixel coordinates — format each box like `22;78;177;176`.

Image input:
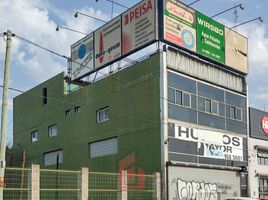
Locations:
97;107;109;123
228;106;242;120
205;99;211;113
211;101;218;114
259;177;268;199
230;106;236;119
257;149;268;165
48;124;58;137
42;87;47;105
183;93;190;107
31;130;39;142
43;150;63;166
168;88;175;103
89;138;118;158
175;90;182;105
65;110;71;116
74;106;81;113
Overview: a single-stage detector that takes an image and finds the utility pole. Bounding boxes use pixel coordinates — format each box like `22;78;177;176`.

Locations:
0;30;13;200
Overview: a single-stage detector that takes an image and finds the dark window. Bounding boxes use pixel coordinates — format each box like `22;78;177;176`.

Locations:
168;88;175;103
65;110;71;116
74;106;80;113
175;90;182;105
31;130;39;142
42;87;47;104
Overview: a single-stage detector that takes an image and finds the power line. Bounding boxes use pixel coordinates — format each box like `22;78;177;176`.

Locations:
0;85;23;93
15;34;69;60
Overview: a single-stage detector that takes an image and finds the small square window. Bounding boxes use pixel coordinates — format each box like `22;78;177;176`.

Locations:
48;124;58;137
97;107;109;123
65;110;71;116
31;130;39;142
74;106;80;113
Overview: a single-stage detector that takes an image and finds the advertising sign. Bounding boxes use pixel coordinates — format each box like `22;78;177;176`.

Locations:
172;125;243;161
94;16;121;69
225;27;248;74
163;0;196;52
262;116;268;134
122;0;156;55
71;33;94;80
168;166;241;200
196;11;225;64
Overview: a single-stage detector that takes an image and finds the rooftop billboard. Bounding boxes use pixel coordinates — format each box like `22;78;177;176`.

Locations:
122;0;157;55
94;16;122;69
70;0;248;80
71;33;94;80
162;0;248;74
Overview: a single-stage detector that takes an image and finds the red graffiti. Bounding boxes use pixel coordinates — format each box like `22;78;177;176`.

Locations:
119;152;145;189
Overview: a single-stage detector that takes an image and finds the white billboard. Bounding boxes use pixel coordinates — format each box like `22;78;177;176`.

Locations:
225;27;248;74
173;125;244;161
71;33;94;80
94;16;121;69
122;0;156;55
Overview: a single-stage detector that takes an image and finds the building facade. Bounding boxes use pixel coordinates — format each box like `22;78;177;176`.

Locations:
13;46;249;199
248;107;268;199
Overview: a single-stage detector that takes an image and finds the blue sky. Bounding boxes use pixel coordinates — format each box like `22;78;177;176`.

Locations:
0;0;268;145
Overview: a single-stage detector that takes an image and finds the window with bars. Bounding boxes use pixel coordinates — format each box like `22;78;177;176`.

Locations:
259;177;268;199
257;149;268;165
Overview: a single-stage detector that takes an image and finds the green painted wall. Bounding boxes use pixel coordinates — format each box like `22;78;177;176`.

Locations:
13;53;161;174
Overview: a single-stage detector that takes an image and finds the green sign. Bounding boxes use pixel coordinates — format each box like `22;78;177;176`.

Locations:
196;12;225;64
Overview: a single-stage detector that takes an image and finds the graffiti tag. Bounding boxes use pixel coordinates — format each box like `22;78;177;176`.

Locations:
172;178;218;200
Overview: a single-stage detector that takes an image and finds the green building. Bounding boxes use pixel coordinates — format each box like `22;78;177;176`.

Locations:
13;53;161;173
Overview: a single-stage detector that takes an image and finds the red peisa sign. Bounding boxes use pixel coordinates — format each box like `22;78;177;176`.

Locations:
262;116;268;134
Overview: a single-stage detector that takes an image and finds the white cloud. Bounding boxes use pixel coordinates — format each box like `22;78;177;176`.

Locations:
0;0;108;85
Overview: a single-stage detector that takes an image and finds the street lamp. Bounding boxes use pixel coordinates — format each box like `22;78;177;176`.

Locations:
230;17;263;29
211;4;245;18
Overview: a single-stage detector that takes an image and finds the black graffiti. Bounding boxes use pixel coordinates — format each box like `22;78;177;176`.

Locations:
173;178;218;200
